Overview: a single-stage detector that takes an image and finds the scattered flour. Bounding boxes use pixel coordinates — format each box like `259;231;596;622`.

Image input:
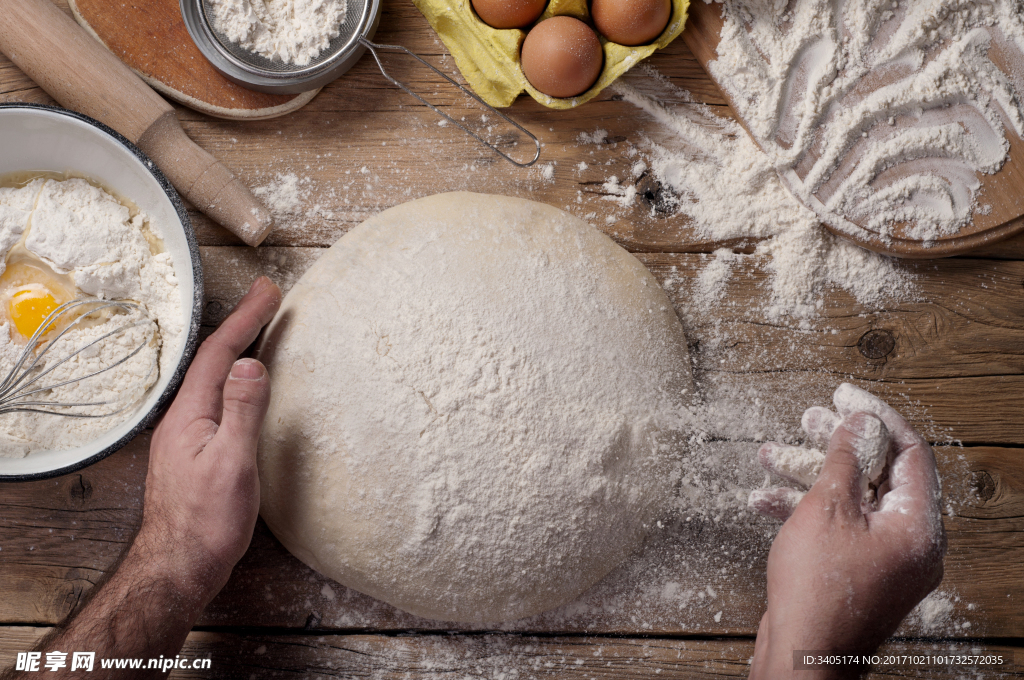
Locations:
0;178;182;456
602;175;638;207
125;14;989;637
209;0;347;66
255;172;335;232
707;0;1024;241
612;73;916;324
906;589;978;636
578;129;609;145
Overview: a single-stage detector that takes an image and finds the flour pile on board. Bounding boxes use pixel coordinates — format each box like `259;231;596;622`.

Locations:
708;0;1024;241
612;74;916;324
209;0;347;66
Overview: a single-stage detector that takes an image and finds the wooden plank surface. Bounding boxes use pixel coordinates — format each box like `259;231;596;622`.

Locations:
199;247;1024;444
4;241;1024;639
2;1;1023;677
2;439;1021;638
1;627;1021;678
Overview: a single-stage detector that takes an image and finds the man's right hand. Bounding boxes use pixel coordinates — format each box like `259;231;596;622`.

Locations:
748;384;947;679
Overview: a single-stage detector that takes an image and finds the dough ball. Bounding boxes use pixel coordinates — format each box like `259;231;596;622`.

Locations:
257;193;692;623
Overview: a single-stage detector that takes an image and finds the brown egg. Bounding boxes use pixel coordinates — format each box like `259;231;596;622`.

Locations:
592;0;672;46
521;16;604;99
472;0;548;29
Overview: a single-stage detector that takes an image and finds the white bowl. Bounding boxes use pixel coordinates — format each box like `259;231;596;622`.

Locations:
0;104;202;481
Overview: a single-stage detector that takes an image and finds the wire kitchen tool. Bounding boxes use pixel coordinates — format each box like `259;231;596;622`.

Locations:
0;299;158;418
180;0;541;167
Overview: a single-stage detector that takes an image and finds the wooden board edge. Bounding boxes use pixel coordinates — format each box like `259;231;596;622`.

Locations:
681;2;1024;260
791;171;1024;259
67;0;320;121
2;627;1021;679
146;79;320;121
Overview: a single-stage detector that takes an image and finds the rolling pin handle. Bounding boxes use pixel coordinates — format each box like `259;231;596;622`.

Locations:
138;113;273;246
0;0;273;246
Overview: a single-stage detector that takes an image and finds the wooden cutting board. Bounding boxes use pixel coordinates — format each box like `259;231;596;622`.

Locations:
69;0;319;120
682;3;1024;258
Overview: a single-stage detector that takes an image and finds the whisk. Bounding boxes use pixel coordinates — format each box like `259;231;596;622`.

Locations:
0;298;158;418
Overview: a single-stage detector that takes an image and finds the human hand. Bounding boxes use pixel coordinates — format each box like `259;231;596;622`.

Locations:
748;384;946;679
133;277;282;608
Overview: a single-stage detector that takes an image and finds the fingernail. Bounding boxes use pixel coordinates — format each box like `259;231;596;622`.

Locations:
841;412;889;481
844;411;886;441
833;382;882;417
802;406;839;439
250;277;272;296
230;358;266;381
757;442;780;468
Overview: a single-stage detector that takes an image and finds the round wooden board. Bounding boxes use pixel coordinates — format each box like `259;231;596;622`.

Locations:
69;0;319;120
681;2;1024;258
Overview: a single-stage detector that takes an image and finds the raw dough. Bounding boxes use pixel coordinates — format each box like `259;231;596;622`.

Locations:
257;192;692;623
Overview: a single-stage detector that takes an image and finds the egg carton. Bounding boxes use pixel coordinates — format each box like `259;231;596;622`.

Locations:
413;0;690;109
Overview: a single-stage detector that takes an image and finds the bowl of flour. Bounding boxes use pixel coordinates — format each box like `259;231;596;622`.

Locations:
0;104;202;481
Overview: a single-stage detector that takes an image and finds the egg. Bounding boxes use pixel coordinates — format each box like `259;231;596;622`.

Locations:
471;0;548;29
592;0;672;46
521;16;604;99
0;258;76;341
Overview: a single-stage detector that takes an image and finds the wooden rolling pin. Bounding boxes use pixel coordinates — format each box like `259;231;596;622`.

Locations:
0;0;274;246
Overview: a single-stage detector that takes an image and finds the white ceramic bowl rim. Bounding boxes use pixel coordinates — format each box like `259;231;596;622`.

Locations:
0;103;203;482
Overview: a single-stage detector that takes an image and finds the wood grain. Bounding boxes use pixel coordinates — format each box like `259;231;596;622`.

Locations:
1;2;1023;676
195;247;1024;443
1;415;1020;637
3;627;1019;679
68;0;319;120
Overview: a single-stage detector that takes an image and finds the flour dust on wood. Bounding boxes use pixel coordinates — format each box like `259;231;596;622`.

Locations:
608;69;917;326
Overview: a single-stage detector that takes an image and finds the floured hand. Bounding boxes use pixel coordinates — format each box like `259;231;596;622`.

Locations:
751;383;898;518
747;384;947;679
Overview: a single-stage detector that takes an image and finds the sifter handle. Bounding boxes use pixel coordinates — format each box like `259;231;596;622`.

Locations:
361;38;541;168
0;0;273;246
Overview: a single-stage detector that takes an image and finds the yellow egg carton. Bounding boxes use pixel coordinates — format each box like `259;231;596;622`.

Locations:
412;0;690;109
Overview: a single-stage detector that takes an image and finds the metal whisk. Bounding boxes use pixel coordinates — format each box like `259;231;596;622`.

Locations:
0;298;158;418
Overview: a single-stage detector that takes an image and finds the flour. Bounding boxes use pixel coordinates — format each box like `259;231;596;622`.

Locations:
905;589;977;635
0;178;183;457
707;0;1024;241
612;73;916;324
761;443;825;487
845;411;890;483
0;184;34;267
209;0;348;66
254;172;334;231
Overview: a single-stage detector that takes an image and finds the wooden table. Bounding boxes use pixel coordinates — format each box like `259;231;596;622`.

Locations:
2;2;1023;677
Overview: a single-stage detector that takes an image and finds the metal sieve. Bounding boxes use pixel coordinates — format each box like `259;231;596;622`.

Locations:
180;0;540;167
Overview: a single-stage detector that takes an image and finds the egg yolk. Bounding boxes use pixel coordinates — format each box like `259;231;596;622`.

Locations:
0;260;77;341
9;286;60;339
